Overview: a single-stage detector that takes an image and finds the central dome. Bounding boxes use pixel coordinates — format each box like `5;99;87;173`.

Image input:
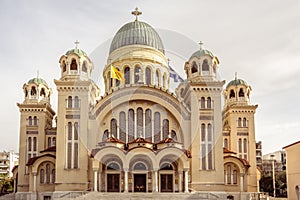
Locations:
109;20;165;54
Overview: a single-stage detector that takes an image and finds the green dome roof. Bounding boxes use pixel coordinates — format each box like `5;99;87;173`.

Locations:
189;49;214;60
65;48;87;57
109;20;164;54
28;77;48;87
226;78;247;89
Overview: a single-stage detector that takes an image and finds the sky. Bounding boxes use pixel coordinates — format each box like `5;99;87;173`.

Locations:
0;0;300;155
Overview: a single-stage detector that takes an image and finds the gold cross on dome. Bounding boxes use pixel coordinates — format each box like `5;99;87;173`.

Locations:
75;40;80;49
199;41;204;50
131;7;142;21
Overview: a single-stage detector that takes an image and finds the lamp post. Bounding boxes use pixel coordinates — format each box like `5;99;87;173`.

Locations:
270;154;276;197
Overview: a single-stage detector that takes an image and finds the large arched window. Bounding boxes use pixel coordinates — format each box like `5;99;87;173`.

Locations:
134;66;141;84
171;130;177;140
243;118;247;127
155;70;160;86
31;86;37;96
202;59;209;71
33;116;38;126
133;162;147;170
233;170;237;184
201;97;205;109
238;138;242;158
119;112;126;142
67;122;78;169
68;122;72;140
128;109;135;141
238;118;242;127
145;109;152;141
107;162;120;170
145;67;151;85
154;112;161;143
40;169;44;183
162;74;166;89
243;138;247;160
137;107;143;138
102;130;109;141
28;116;32;126
46;164;50;184
201;123;206;169
28;137;32;151
229;90;235;98
52;169;55;183
40;88;46;97
70;59;77;70
74;122;79;140
110;119;117;138
163;119;169;139
239;88;244;97
74;96;79;108
227;165;231;184
124;67;130;84
191;61;198;73
33;137;37;151
82;61;87;72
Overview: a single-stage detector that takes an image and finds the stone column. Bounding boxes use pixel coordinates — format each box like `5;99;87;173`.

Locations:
33;172;37;192
13;178;16;193
178;171;183;192
240;173;244;192
124;169;129;193
184;170;189;193
94;170;98;192
154;170;158;192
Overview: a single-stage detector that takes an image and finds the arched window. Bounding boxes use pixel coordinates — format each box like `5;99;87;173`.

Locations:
243;118;247;127
33;116;38;126
133;162;147;170
238;139;242;158
243;138;247;159
110;119;117;138
155;70;160;86
201;123;206;169
233;170;237;184
82;61;87;72
74;122;79;140
28;116;32;126
171;130;177;140
145;67;151;85
67;96;72;108
201;97;205;109
108;72;112;89
137;107;143;138
40;169;44;183
201;124;206;142
33;137;37;151
31;86;37;96
160;163;173;170
102;130;109;141
46;164;50;184
52;137;56;146
163;119;169;139
224;138;228;149
28;137;32;151
227;165;231;184
229;90;235;98
154;112;161;143
207;97;212;109
134;66;141;84
52;169;55;183
70;59;77;70
191;61;198;73
40;88;46;97
107;162;120;170
202;59;209;71
207;124;212;142
124;67;130;85
62;61;66;72
239;88;244;97
163;73;166;88
238;118;242;127
68;122;72;140
119;112;126;142
145;109;152;141
128;109;134;141
48;137;51;148
74;96;79;108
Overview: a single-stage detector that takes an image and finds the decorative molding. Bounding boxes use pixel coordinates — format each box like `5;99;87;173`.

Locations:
26;131;38;134
199;115;214;120
65;115;80;119
237;132;248;136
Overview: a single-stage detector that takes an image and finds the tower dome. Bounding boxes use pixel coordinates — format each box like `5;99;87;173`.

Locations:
109;8;164;54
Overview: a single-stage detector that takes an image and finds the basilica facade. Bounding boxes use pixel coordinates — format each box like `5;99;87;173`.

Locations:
13;9;260;199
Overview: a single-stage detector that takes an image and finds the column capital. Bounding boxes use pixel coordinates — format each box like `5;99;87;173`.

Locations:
123;168;129;172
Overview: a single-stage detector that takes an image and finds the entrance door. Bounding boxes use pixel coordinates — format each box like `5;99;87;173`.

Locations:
160;174;173;192
134;174;146;192
107;174;120;192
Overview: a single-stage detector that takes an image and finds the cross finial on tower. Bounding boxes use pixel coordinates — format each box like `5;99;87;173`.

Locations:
235;72;238;80
199;41;204;50
37;70;39;78
131;7;142;21
75;40;80;49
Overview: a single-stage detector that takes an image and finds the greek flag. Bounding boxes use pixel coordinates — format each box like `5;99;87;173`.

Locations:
169;66;184;83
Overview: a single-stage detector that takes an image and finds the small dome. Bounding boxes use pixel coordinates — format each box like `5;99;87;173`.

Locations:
189;49;214;60
28;77;48;87
226;78;247;89
65;48;87;57
109;20;164;54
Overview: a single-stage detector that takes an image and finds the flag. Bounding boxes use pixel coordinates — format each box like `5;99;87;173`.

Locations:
111;65;125;83
169;66;184;83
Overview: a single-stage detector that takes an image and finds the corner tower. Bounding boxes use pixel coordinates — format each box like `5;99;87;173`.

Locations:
222;75;258;192
54;42;100;191
17;76;55;192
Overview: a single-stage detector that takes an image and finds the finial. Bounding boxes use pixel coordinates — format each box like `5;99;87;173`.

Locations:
235;72;237;80
199;41;204;50
74;40;80;49
131;7;142;21
37;70;39;78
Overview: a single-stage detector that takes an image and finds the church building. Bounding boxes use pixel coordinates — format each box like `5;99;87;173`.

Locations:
13;8;260;200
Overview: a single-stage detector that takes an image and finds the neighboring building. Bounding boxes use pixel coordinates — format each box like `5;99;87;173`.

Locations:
0;151;19;178
262;150;286;177
13;8;261;199
256;141;262;170
283;141;300;200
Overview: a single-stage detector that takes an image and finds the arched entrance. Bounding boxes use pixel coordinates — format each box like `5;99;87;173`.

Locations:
159;162;175;192
133;162;147;192
106;162;121;192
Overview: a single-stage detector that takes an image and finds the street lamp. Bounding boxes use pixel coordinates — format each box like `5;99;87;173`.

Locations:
270;154;276;197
